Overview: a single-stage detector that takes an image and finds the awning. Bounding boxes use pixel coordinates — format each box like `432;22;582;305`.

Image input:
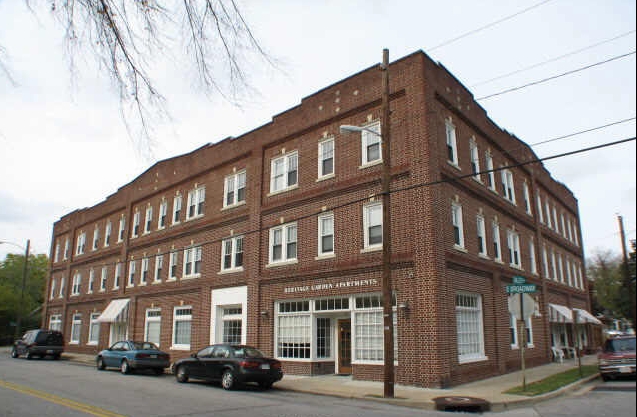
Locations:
573;308;602;325
96;298;130;323
548;303;573;323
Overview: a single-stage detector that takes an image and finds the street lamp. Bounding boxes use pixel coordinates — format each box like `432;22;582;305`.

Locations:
339;48;394;398
0;239;31;340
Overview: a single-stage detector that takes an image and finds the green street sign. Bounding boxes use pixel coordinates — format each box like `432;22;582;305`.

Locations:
506;284;537;294
512;276;526;285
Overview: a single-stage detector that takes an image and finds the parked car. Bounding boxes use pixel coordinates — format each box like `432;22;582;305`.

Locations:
598;335;636;381
173;344;283;390
96;341;170;375
11;329;64;360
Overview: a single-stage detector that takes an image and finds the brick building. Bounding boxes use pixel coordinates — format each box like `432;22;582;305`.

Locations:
42;50;600;388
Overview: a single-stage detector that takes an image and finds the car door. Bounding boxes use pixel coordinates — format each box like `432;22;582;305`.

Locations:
18;331;34;355
104;341;125;367
189;346;214;379
209;346;231;380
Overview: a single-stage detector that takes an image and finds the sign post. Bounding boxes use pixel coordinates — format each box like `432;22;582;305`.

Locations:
506;276;537;391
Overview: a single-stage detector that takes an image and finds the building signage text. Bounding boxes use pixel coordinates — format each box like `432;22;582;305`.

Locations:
284;278;379;294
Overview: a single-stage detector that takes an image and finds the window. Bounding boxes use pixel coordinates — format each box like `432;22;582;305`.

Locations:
567;218;574;242
49;315;62;332
523;182;532;215
451;203;464;249
501;169;516;203
492;221;502;262
364;202;383;249
224;171;246;207
104;221;112;246
222;307;243;344
529;239;537;274
187;186;205;219
76;232;86;255
59;276;65;298
354;310;383;361
63;238;70;260
50;279;56;300
92;226;100;250
510;314;533;348
169;251;179;280
71;272;81;296
316;318;332;359
54;242;60;263
476;214;487;256
269;223;297;264
128;260;136;287
545;200;552;229
565;258;573;286
550;249;557;281
145;309;161;346
277;314;310;359
88;268;95;293
560;213;567;238
470;139;480;181
557;254;564;283
507;230;521;268
158;200;167;229
318;138;335;177
572;220;579;246
456;293;485;362
118;216;126;242
536;194;544;223
221;236;244;271
270;151;298;193
485;151;495;191
552;206;559;234
172;195;182;224
315;297;349;311
70;314;82;344
445;118;458;166
542;246;550;278
88;313;100;345
141;257;149;284
361;121;381;165
100;266;107;291
183;246;202;277
144;206;153;233
132;211;140;238
172;306;192;349
318;212;334;256
154;254;163;283
114;263;122;289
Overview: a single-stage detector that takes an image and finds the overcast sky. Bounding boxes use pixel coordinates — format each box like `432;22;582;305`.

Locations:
0;0;635;263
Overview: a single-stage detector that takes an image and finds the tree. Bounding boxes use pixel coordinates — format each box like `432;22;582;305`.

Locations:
0;253;49;343
2;1;272;156
587;249;632;320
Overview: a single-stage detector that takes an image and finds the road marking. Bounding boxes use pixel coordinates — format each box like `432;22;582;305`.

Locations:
0;379;125;417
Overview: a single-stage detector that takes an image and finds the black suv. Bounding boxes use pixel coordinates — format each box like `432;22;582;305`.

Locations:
11;329;64;360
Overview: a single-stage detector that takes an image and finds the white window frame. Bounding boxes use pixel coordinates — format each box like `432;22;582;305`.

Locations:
118;216;126;242
485;151;495;191
63;238;70;260
270;151;298;194
542;246;550;278
70;313;82;344
59;276;65;298
88;313;100;345
565;257;573;286
529;239;538;275
132;211;140;238
168;251;179;280
318;212;335;257
470;138;481;181
360;121;382;167
557;253;564;283
50;279;56;300
54;242;60;263
276;304;311;360
100;266;107;292
552;206;559;235
224;171;247;208
269;223;298;264
88;268;95;294
456;292;486;363
76;232;86;255
145;308;162;347
545;201;552;229
141;257;149;285
318;138;335;178
507;229;522;269
127;260;136;287
221;306;243;344
451;203;465;249
172;306;192;350
510;313;534;349
114;263;122;289
172;195;182;225
104;221;112;247
492;221;502;263
501;169;516;204
363;202;383;250
144;206;153;234
445;118;459;167
183;246;202;278
523;182;532;215
560;213;567;238
221;236;244;272
476;214;487;257
71;272;81;296
49;314;62;332
186;186;206;220
550;249;557;281
92;226;99;251
158;200;168;229
536;194;544;223
154;254;163;283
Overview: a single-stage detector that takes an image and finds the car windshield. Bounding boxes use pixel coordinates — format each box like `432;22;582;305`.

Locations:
605;337;636;353
233;347;265;358
131;342;158;350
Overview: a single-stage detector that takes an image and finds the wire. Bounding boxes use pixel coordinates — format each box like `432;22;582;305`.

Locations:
470;29;636;87
476;51;636;100
529;117;636;147
428;0;555;52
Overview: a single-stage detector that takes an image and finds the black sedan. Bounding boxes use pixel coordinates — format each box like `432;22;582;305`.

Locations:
96;341;170;375
173;344;283;390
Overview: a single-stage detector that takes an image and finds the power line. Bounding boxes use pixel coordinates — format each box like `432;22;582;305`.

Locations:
428;0;555;52
476;51;636;100
470;29;636;87
529;117;636;148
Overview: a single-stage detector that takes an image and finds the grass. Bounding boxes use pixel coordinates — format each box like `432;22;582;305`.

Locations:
504;365;598;396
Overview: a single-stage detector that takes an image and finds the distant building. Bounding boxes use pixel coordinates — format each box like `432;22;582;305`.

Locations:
43;50;599;387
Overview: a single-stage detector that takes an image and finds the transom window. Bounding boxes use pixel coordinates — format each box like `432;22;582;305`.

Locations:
224;171;246;207
187;186;206;219
315;297;349;311
361;121;381;165
318;138;334;177
269;223;297;264
279;301;310;313
363;202;383;249
221;236;244;271
456;292;485;362
270;151;298;193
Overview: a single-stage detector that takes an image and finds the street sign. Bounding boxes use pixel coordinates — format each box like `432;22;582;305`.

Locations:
505;284;537;294
512;276;526;285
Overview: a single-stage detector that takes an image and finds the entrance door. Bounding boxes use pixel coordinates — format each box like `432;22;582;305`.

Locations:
337;319;352;374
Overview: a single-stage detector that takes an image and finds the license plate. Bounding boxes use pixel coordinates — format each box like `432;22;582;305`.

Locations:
619;366;632;374
261;364;270;370
46;350;54;354
150;355;157;358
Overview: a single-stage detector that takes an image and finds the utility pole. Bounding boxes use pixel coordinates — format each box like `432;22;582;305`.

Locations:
617;215;636;329
15;239;30;340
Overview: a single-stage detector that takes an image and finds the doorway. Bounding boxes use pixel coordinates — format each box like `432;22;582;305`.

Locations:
337;319;352;374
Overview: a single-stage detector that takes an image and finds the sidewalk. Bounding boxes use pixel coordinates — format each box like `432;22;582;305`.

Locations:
56;349;599;412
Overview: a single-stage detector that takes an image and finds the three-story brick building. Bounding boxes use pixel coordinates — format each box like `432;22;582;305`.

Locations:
43;50;599;387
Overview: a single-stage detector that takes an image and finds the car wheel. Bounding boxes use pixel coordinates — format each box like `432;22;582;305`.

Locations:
26;351;33;360
221;370;235;390
601;374;611;382
153;368;164;376
175;366;189;383
120;359;131;374
10;348;18;359
258;381;273;390
97;357;106;370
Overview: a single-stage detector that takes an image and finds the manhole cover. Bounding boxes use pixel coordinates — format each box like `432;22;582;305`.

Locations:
433;396;491;413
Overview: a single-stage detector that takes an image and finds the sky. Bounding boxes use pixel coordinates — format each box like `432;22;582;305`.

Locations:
0;0;635;263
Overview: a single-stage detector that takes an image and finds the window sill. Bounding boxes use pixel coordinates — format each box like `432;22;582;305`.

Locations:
126;284;135;288
494;259;504;264
453;245;468;253
316;173;335;182
221;201;246;211
488;187;498;195
218;267;244;275
152;280;162;285
359;159;383;170
185;214;204;223
87;342;98;346
472;176;483;184
139;282;147;286
69;341;79;345
509;264;523;271
360;246;382;254
143;231;151;236
458;355;488;364
478;253;490;260
315;253;336;260
447;161;461;170
266;259;299;268
182;274;201;280
166;278;177;282
170;345;190;351
268;184;299;197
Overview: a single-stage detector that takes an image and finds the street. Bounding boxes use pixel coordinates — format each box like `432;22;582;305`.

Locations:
0;352;634;417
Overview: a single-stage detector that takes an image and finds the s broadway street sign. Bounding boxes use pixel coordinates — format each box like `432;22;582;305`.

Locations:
505;284;537;294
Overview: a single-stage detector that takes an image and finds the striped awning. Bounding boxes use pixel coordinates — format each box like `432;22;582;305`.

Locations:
548;303;573;323
96;298;130;323
573;308;602;325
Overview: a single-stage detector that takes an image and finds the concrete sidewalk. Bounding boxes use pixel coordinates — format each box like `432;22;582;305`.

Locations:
55;349;599;412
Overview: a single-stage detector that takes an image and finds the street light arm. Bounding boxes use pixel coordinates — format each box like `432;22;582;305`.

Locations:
0;241;26;251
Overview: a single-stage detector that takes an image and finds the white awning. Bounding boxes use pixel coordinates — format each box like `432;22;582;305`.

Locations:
96;298;130;323
549;303;573;323
573;308;602;325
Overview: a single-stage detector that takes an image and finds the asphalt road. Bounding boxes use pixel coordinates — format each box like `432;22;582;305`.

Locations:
1;352;634;417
